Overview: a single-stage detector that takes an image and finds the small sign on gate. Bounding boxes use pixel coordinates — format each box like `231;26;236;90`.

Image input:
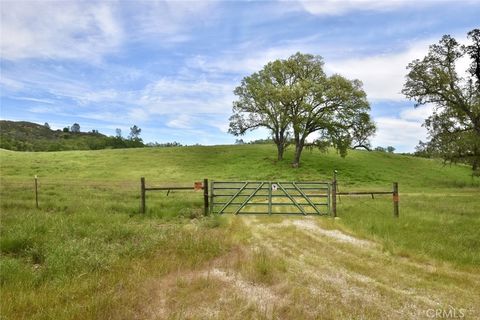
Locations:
194;181;203;190
271;183;278;191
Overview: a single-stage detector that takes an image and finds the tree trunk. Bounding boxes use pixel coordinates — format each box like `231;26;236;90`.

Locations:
276;143;284;161
292;139;304;168
274;131;286;161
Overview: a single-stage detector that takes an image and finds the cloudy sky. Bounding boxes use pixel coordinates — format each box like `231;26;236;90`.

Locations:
1;0;478;151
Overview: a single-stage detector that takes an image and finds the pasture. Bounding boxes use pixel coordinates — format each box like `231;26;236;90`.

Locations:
1;145;479;319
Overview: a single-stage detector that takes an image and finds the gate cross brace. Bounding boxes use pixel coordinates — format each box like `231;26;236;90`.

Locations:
217;182;248;214
292;182;321;215
233;182;265;215
277;183;307;215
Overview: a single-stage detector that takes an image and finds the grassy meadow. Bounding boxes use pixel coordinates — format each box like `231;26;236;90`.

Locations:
1;144;479;319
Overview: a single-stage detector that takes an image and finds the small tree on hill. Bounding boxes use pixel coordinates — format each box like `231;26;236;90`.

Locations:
128;125;142;141
235;139;245;145
387;146;396;153
71;123;80;133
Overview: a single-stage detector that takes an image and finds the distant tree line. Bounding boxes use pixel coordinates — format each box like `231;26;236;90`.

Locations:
0;121;145;151
374;146;396;153
235;138;275;145
146;141;183;147
0;121;191;152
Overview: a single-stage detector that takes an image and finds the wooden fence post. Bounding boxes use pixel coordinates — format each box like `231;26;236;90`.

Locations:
140;177;146;214
203;178;209;216
34;175;39;209
332;179;337;218
393;182;399;218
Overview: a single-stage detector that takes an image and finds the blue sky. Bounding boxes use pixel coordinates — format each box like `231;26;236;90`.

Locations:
1;0;479;152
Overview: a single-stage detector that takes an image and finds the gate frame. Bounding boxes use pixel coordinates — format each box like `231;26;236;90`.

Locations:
210;181;331;216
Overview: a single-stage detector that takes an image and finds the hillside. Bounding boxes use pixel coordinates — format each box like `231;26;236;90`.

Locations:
1;146;479;319
0;120;143;151
1;144;477;190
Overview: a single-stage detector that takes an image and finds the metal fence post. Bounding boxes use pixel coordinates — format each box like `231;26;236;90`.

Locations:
140;177;146;214
34;175;39;209
209;181;214;215
203;178;209;216
268;181;272;215
393;182;399;218
332;179;337;218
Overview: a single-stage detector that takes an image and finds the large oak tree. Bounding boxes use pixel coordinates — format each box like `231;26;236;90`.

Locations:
403;29;480;173
229;52;374;167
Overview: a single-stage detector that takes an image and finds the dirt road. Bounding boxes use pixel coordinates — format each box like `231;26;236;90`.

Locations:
147;216;480;319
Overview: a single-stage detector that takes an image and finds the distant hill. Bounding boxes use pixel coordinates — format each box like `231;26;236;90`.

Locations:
0;120;144;151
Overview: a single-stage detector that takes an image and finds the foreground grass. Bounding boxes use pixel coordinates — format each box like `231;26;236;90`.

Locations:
0;206;242;319
1;145;479;319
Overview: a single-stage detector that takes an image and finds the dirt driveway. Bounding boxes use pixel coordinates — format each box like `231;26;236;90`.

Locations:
147;216;480;319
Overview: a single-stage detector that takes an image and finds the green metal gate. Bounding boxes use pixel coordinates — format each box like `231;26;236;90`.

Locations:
210;181;330;215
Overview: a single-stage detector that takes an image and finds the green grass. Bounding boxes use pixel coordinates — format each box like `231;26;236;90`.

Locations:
1;145;478;189
327;193;480;266
0;206;237;319
1;144;479;319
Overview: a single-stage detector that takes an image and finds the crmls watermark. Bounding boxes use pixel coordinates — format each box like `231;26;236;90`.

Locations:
425;306;466;318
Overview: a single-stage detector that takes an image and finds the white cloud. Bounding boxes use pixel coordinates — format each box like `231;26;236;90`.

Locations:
130;1;215;41
371;104;435;151
327;33;472;101
399;104;434;121
167;114;192;129
372;116;428;149
326;39;434;100
126;108;150;122
0;2;122;61
138;77;235;116
12;97;55;105
0;1;216;61
297;0;435;15
0;76;24;91
187;44;316;75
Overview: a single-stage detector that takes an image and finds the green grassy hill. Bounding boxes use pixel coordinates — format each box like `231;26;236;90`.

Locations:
1;145;479;319
1;144;477;189
0;120;143;151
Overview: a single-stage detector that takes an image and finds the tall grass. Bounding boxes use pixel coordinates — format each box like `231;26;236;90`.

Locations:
326;193;480;267
0;179;241;319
